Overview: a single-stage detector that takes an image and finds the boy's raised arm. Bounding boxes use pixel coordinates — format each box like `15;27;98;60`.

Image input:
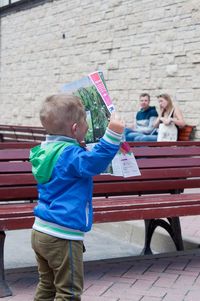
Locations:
108;112;125;134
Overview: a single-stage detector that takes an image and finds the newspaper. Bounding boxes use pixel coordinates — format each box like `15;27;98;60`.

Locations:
61;71;140;177
61;71;114;144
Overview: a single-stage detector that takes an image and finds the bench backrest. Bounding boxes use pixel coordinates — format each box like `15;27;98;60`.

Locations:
0;124;46;142
0;124;196;143
0;141;200;203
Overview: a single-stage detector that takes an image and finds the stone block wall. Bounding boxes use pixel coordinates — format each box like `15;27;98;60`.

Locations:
0;0;199;138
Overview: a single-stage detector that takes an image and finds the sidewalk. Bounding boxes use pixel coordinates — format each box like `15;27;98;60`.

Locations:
3;248;200;301
2;214;200;301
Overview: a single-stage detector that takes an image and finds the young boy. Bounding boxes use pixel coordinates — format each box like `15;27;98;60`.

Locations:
30;94;124;301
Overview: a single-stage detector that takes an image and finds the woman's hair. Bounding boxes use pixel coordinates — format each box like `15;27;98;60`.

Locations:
40;94;86;135
157;93;174;113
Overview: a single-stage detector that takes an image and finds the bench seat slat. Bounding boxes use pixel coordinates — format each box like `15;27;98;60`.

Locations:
129;141;200;147
0;187;37;201
0;179;199;201
0;124;45;133
1;167;200;187
0;149;31;161
1;194;200;229
0;193;199;217
93;179;200;195
0;161;31;172
137;157;200;168
132;146;200;157
93;193;200;208
0;124;46;144
0;174;36;186
0;217;35;231
0;203;35;217
0;167;200;187
1;157;200;174
0;178;200;201
94;167;200;181
0;142;38;149
1;134;44;141
1;146;200;160
93;205;200;223
2;205;200;230
0;194;200;216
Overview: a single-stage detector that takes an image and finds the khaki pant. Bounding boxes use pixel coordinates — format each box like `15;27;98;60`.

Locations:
31;229;84;301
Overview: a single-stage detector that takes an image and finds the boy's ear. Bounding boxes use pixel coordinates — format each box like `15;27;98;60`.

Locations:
71;123;77;135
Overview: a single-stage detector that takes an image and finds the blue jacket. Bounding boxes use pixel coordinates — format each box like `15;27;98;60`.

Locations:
29;128;122;240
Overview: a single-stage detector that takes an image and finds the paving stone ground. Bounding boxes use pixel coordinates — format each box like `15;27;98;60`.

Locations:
3;210;200;301
3;247;200;301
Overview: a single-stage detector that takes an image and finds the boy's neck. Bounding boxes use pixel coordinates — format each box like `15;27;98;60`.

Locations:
45;135;78;143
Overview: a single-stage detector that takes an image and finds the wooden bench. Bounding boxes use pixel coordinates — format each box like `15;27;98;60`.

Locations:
0;141;200;297
0;124;196;143
0;141;38;150
0;124;46;142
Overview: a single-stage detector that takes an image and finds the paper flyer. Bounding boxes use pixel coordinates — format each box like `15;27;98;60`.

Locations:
87;142;141;178
111;151;141;178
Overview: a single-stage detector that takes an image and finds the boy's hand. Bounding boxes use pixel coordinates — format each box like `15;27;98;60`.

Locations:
108;112;125;134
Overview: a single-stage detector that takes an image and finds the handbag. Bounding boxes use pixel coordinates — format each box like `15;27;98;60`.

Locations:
157;108;178;142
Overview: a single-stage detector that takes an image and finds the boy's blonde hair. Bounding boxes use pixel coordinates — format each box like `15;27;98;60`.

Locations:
40;94;86;135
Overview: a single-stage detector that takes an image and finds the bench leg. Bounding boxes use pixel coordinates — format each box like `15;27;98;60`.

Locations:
0;231;12;297
168;217;184;251
141;217;184;255
141;219;155;255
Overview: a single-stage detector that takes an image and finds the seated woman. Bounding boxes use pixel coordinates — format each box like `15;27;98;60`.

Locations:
125;93;158;142
154;93;185;141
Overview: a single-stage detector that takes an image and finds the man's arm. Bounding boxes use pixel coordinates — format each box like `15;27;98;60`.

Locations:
136;116;158;134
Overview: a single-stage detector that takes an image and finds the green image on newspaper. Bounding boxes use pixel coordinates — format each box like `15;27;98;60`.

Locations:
61;72;110;143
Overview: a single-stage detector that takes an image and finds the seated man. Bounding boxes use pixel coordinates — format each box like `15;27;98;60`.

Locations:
125;93;158;141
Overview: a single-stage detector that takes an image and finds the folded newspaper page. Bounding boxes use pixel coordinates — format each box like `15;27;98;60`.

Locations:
61;71;140;177
61;71;114;144
87;142;141;177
